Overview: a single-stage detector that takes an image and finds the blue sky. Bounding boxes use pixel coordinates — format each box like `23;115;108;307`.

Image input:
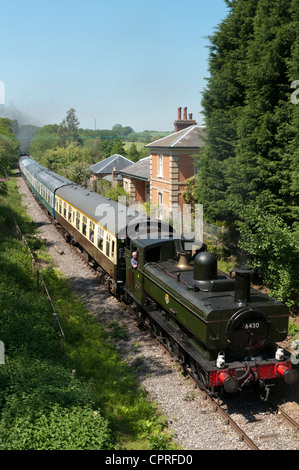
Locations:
0;0;229;131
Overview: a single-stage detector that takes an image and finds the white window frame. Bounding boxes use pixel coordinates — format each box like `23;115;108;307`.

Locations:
158;192;163;220
158;153;163;178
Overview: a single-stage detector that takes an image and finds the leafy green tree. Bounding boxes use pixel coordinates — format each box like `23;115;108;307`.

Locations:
38;144;92;174
29;124;60;159
0;118;19;195
237;203;298;309
112;124;134;138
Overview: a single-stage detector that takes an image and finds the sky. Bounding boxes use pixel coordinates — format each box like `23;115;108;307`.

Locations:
0;0;229;132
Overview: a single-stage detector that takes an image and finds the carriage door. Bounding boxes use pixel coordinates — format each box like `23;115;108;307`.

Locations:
125;243;144;303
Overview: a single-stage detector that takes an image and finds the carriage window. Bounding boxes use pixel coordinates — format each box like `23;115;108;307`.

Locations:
106;240;110;257
82;216;87;236
59;199;62;214
97;234;103;250
68;206;72;222
89;221;95;242
111;240;115;258
63;202;67;218
76;211;80;230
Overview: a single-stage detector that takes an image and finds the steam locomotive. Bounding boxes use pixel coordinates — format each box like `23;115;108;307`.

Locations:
19;155;298;398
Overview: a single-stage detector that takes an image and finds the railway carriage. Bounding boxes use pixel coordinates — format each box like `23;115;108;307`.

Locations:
19;156;43;195
19;155;72;217
54;184;130;283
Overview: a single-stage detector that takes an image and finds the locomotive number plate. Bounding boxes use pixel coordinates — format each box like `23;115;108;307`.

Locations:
243;322;260;330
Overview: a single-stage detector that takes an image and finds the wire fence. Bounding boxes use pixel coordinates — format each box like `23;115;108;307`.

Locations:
203;221;226;241
10;209;65;351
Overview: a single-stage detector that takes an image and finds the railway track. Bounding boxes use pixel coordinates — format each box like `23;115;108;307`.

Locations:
132;306;299;450
139;317;259;449
269;400;299;434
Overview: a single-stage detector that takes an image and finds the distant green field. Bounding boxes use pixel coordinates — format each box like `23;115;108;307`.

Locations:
123;141;146;151
124;132;171;151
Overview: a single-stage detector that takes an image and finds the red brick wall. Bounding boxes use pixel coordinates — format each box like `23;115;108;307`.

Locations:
134;178;146;203
179;155;194;182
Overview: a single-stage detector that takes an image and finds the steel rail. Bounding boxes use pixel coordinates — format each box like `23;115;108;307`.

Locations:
268;400;299;433
202;393;260;450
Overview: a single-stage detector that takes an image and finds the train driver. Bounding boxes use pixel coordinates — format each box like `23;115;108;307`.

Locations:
131;251;138;269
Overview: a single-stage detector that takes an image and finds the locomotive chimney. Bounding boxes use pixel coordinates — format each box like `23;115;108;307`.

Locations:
233;265;254;304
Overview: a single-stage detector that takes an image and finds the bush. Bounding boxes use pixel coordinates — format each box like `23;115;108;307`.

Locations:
0;204;114;450
237;204;299;310
0;404;112;450
0;182;178;450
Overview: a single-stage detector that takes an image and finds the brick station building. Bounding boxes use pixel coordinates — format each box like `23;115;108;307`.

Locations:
120;156;150;204
146;107;206;214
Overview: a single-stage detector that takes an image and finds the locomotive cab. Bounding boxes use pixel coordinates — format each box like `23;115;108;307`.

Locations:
124;236;180;303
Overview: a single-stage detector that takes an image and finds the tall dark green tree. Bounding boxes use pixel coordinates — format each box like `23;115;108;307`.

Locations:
196;0;259;222
127;143;140;162
58;108;81;146
196;0;299;306
232;0;297;222
197;0;298;227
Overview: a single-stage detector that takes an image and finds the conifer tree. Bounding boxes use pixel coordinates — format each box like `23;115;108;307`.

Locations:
197;0;298;227
197;0;258;222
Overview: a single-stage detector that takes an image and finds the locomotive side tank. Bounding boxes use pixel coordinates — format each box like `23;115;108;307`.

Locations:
143;251;289;358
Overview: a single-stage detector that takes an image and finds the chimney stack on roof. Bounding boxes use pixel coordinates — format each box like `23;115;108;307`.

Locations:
174;106;197;132
112;166;119;187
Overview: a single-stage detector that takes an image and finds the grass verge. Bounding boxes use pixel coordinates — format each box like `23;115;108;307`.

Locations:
0;178;178;450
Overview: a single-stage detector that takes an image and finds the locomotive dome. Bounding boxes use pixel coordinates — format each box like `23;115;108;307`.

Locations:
194;251;217;281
